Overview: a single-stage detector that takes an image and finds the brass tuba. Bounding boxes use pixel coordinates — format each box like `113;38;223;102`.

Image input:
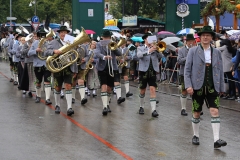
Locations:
46;27;91;73
37;29;56;60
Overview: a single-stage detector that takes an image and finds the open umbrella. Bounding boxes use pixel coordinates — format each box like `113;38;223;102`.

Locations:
162;37;181;45
133;33;144;37
176;28;196;35
226;30;239;36
131;37;144;42
103;26;120;31
229;32;240;40
157;34;176;39
85;30;95;34
158;31;175;35
112;31;122;38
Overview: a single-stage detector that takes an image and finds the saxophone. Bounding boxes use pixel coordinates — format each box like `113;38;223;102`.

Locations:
83;50;94;77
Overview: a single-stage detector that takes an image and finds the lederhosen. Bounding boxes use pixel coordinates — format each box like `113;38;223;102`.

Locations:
139;58;158;89
191;46;220;112
53;39;74;87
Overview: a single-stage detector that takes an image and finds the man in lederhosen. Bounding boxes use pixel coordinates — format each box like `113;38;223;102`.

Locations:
184;26;227;148
45;26;78;116
76;42;90;105
11;33;23;86
177;34;196;116
95;30;121;115
137;35;162;117
118;42;133;98
28;28;52;104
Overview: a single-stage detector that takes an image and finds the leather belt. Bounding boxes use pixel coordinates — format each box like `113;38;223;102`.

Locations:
205;63;211;66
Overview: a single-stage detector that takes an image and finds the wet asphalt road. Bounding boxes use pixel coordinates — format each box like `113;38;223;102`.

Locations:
0;60;239;160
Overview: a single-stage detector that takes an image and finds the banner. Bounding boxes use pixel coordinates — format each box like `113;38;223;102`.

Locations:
122;16;137;26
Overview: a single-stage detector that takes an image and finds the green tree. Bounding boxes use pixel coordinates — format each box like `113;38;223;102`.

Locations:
1;0;72;28
109;0;165;21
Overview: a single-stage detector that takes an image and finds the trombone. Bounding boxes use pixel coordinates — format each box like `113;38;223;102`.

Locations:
106;37;126;77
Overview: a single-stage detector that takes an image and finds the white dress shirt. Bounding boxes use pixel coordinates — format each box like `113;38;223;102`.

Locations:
204;46;211;63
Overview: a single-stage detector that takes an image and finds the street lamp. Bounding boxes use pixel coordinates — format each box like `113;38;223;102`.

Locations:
29;0;37;16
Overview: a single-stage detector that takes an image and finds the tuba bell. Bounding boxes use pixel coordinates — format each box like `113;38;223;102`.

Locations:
37;29;56;60
46;27;91;73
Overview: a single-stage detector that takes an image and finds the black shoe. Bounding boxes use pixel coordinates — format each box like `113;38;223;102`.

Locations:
45;99;52;105
214;139;227;149
13;81;18;85
28;92;33;98
102;107;108;115
81;98;88;105
67;108;74;116
126;92;133;97
139;107;144;114
9;78;14;82
181;109;188;116
156;100;159;104
222;95;230;99
72;98;75;104
200;111;203;116
227;96;235;100
192;136;200;145
55;105;61;114
22;91;26;94
60;94;64;99
93;94;97;97
152;110;159;117
107;105;111;112
117;97;125;104
35;97;41;103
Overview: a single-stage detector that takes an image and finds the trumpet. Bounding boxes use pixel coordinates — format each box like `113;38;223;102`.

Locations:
152;41;166;52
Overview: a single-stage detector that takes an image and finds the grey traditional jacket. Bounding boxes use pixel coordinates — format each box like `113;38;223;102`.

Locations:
7;38;14;58
118;47;132;73
137;45;162;72
78;43;90;70
44;39;78;73
22;42;33;63
95;42;121;71
184;45;224;92
177;46;189;76
16;44;25;62
28;40;46;67
12;40;20;62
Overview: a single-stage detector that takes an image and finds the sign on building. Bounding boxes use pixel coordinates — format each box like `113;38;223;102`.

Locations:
122;16;137;26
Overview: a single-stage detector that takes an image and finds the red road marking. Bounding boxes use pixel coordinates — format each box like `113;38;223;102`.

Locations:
0;71;133;160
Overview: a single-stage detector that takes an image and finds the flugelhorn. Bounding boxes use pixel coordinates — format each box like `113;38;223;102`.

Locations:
46;27;91;73
37;29;56;60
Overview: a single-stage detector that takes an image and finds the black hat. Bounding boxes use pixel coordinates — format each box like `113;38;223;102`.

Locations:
101;29;112;37
57;26;70;33
185;34;195;41
16;34;23;40
197;26;215;37
37;28;47;38
142;33;151;40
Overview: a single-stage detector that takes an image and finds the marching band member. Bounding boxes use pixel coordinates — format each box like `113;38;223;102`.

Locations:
118;42;133;98
127;38;136;81
184;26;227;148
137;35;162;117
45;26;78;116
95;30;121;115
20;32;37;98
28;28;52;105
177;34;196;116
6;32;17;83
11;33;22;86
77;41;90;105
86;41;100;97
